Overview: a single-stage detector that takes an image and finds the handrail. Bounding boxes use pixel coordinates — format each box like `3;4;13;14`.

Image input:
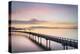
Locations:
12;30;78;49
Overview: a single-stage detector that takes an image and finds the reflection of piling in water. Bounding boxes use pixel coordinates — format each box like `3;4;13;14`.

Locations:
12;30;78;50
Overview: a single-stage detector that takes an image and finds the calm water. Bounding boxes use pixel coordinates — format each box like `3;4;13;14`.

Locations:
29;29;78;40
29;28;78;50
11;28;78;52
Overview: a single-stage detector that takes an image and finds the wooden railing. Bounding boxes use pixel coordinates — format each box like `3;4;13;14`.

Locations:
12;30;78;50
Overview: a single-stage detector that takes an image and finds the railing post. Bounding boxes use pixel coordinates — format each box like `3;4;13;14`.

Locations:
62;44;68;50
33;35;34;40
46;39;48;48
14;31;78;50
29;34;30;39
48;40;51;49
46;39;51;50
40;37;42;44
32;35;34;39
35;36;36;41
62;44;66;50
38;36;39;43
65;46;68;50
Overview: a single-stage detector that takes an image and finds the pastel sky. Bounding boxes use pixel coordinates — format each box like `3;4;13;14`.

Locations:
11;1;78;24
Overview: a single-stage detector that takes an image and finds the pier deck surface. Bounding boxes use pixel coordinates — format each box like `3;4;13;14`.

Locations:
11;32;44;52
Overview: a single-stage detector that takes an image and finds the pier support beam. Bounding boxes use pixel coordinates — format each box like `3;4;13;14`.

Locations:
65;46;68;50
46;39;51;50
38;37;39;43
62;45;65;50
29;34;30;39
35;36;36;41
40;37;42;44
62;44;68;50
46;39;48;48
13;31;78;51
48;40;51;49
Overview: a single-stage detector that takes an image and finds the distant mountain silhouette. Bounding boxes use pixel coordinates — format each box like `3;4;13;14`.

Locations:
12;18;46;24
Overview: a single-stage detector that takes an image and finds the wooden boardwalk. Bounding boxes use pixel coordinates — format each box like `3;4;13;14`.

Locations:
12;31;78;50
9;30;78;53
9;32;44;53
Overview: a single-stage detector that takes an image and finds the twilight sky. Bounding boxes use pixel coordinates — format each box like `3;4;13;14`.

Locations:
11;1;78;24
